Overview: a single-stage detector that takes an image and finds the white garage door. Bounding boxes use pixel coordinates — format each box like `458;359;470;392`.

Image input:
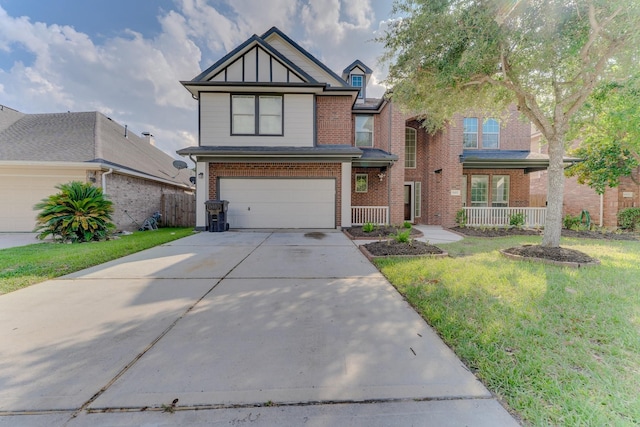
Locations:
219;178;335;228
0;167;87;232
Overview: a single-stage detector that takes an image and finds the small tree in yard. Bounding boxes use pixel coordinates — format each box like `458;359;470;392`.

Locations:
565;74;640;194
380;0;640;247
34;181;115;243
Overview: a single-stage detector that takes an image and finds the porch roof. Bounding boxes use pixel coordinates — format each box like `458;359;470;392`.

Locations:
461;150;558;173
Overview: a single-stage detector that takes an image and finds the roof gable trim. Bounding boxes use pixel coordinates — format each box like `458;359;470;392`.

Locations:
192;35;316;84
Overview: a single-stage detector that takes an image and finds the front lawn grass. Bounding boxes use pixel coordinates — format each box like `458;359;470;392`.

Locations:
375;235;640;426
0;228;195;295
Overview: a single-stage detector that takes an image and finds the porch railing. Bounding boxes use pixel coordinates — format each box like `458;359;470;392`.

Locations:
351;206;389;226
463;207;547;228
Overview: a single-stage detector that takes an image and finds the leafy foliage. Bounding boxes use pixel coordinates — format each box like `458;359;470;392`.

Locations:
403;220;412;229
508;212;525;228
34;181;115;243
566;76;640;194
455;209;468;227
618;207;640;230
393;229;412;243
362;222;376;232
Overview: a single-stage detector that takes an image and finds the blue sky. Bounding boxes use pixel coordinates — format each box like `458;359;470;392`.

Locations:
0;0;395;158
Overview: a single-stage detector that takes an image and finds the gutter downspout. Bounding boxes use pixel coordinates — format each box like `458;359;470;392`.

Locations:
102;168;114;195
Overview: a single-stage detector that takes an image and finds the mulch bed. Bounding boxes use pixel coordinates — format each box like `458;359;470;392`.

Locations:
361;240;446;258
344;226;423;240
501;245;600;267
450;227;638;241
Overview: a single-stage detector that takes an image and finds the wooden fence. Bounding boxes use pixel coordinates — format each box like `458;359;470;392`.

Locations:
161;193;195;227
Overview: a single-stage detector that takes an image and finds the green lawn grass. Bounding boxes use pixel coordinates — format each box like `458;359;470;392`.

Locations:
375;236;640;426
0;228;195;295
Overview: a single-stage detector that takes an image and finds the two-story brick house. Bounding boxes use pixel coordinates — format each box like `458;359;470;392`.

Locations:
178;27;549;230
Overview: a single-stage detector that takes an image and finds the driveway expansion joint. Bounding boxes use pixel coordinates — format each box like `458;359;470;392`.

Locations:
83;395;499;414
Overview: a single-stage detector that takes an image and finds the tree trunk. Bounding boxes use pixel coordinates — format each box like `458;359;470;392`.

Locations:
542;135;566;247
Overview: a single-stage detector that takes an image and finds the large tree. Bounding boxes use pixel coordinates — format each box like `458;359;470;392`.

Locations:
380;0;640;247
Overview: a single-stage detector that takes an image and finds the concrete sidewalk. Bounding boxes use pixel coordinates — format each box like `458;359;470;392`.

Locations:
0;230;518;426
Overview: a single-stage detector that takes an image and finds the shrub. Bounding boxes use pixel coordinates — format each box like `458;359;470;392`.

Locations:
618;207;640;230
455;209;467;227
362;222;375;232
34;181;115;243
508;212;526;228
393;229;412;243
403;220;412;229
563;214;581;230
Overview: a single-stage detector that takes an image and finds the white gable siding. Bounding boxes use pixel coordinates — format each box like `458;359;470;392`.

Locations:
258;49;271;82
244;48;257;82
226;60;243;81
200;93;313;147
264;36;345;87
211;71;225;82
206;45;307;84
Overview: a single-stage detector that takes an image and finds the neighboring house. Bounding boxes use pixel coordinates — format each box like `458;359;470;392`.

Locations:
178;27;551;230
530;129;639;228
0;105;194;232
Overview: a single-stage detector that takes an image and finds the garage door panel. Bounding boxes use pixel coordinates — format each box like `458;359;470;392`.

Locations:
0;170;86;231
220;179;335;229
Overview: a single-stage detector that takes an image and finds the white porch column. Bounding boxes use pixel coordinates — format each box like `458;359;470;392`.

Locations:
195;161;209;230
341;161;352;228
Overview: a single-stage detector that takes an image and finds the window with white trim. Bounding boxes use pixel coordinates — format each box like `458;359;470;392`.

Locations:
355;115;373;147
355;174;368;192
482;118;500;148
405;127;416;168
231;94;283;135
471;175;488;207
463;117;478;148
351;74;364;98
492;175;510;207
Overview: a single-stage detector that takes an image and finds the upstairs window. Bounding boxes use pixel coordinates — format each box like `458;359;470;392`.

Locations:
405;127;416;168
482;118;500;148
355;115;373;147
463;117;478;148
351;74;364;98
231;94;283;135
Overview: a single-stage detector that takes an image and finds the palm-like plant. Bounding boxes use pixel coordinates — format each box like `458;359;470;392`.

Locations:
34;181;115;243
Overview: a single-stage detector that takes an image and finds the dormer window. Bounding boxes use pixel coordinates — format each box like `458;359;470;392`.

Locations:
351;74;364;98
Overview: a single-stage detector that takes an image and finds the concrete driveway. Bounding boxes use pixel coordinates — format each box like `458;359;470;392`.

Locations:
0;230;519;426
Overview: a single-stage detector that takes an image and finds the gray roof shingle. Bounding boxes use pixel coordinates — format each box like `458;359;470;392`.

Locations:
0;109;192;187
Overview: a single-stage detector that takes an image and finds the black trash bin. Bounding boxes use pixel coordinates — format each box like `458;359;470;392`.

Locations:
205;200;229;232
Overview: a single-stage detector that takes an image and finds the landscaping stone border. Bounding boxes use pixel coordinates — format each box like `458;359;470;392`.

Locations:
359;244;448;261
343;228;424;240
499;249;601;268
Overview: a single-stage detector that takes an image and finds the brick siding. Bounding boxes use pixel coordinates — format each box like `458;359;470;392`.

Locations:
317;96;353;145
101;172;189;231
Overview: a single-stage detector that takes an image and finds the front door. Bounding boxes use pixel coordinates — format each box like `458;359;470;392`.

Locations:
404;184;412;221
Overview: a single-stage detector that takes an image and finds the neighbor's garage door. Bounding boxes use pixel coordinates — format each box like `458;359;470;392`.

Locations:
219;178;335;228
0;167;87;232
